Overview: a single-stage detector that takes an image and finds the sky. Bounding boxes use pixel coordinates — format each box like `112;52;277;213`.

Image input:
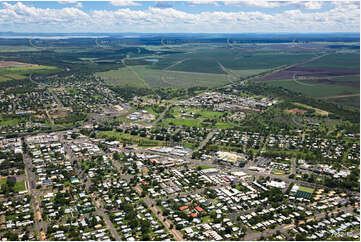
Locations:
0;1;359;33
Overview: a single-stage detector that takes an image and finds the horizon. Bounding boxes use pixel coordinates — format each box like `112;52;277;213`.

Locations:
0;1;359;33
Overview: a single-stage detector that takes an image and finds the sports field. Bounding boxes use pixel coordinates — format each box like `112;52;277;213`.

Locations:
298;185;314;194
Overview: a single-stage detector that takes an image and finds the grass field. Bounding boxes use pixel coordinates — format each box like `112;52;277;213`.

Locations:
0;178;26;193
97;131;164;146
170;106;224;119
298;185;314;194
0;65;61;82
153;47;316;73
330;75;360;83
264;79;358;98
162;118;203;128
301;53;360;69
161;107;237;129
0;115;27;126
271;168;287;175
97;65;231;88
197;165;214;170
293;103;329;116
327;95;360;108
96;66;146;88
0;45;41;52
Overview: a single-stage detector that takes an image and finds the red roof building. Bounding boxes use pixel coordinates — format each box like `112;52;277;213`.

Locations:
179;205;189;211
189;213;198;218
195;206;203;212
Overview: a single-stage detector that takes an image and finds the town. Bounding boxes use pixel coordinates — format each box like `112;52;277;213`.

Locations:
0;72;359;241
0;10;360;241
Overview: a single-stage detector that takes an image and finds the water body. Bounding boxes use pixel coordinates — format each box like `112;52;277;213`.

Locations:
0;36;108;39
145;58;159;62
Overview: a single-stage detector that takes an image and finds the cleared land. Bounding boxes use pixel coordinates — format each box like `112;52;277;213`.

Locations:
97;131;164;147
264;79;358;99
301;53;360;69
0;65;60;82
97;65;231;88
292;102;329;116
160;106;235;129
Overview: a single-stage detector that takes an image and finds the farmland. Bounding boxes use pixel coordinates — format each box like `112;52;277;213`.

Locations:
0;65;61;82
97;45;319;88
301;53;360;69
97;65;232;88
264;79;358;98
0;36;358;110
0;32;359;242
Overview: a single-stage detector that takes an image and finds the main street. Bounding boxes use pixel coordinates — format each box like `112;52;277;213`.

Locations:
60;136;121;241
23;147;48;240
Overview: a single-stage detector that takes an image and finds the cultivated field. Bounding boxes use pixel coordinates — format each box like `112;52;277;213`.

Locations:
0;65;60;82
97;65;232;88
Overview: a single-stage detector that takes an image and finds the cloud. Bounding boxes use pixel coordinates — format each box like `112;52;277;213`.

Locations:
110;0;141;7
188;0;220;5
225;1;324;10
0;2;359;33
58;0;79;4
154;1;173;8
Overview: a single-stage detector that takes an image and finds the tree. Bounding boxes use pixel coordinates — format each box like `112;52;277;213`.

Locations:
6;177;16;188
113;152;120;160
141;233;151;241
129;219;139;229
295;233;307;241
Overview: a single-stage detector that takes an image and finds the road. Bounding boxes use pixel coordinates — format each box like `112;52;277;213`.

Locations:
291;158;296;175
134;185;184;241
61;137;121;241
321;93;360;99
23;145;48;240
188;131;216;158
292;74;314;86
243;205;356;240
249;53;330;82
154;104;173;124
45;109;54;125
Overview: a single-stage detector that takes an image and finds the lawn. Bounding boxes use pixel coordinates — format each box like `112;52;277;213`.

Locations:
201;215;213;223
214;122;236;129
271;168;287;175
298;185;315;194
162;118;202;128
14;180;26;192
171;106;225;120
0;114;27;127
0;178;26;193
197;165;214;170
235;184;248;192
163;107;236;129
